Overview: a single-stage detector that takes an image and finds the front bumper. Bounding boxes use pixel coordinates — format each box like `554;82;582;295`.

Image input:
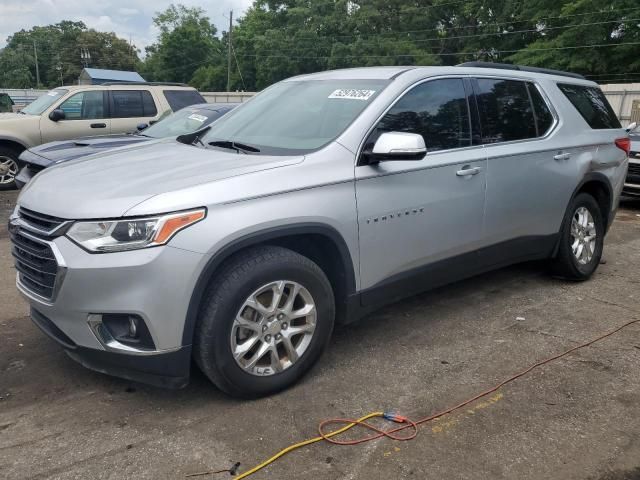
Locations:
15;231;207;388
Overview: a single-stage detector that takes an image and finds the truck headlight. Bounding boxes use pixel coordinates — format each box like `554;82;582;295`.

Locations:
66;208;205;252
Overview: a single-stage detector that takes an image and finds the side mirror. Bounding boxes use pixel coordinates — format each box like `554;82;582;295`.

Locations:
137;123;149;131
48;109;65;122
626;121;638;133
368;132;427;163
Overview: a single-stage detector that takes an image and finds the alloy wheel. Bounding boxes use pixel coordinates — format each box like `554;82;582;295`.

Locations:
570;206;597;265
0;156;18;185
230;280;317;376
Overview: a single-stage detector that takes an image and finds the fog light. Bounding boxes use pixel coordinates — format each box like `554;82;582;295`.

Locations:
100;313;156;350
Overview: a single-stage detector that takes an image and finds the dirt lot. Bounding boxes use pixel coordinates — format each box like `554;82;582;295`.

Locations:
1;189;640;480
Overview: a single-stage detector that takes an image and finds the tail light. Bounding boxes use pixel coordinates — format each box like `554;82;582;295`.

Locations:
615;138;631;155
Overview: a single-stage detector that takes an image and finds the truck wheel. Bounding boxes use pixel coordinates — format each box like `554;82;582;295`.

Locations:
194;245;335;398
0;146;22;191
551;193;604;280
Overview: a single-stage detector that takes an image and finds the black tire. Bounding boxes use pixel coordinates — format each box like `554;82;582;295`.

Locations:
551;193;605;280
194;245;335;398
0;145;22;191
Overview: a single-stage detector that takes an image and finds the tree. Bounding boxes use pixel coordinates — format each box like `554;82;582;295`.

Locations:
141;4;224;84
0;21;140;88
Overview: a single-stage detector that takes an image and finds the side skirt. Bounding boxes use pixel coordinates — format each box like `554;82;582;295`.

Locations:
344;234;558;324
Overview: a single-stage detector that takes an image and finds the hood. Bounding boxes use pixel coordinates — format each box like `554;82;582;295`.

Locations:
25;134;150;165
0;112;39;126
18;140;303;219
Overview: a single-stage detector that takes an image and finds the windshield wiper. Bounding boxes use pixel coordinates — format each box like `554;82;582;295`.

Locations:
208;140;261;154
176;126;211;147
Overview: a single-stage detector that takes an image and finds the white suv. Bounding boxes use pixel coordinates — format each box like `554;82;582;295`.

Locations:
0;83;205;189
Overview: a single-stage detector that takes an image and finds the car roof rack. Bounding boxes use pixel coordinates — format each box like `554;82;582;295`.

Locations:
99;81;189;87
456;61;586;80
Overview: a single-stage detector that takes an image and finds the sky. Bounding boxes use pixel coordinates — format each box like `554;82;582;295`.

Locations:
0;0;254;53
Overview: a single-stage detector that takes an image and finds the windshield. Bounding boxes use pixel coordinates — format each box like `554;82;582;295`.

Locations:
22;89;68;115
143;105;233;139
202;79;389;155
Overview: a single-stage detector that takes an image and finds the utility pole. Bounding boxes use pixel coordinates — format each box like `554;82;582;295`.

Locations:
227;10;233;92
33;41;40;88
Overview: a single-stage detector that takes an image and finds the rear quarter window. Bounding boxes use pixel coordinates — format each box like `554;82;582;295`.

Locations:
557;84;621;129
163;90;207;111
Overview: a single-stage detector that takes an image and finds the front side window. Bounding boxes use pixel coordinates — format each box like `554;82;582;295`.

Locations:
22;89;68;115
367;78;471;153
202;79;389;155
58;91;105;120
557;83;621;129
111;91;157;118
475;79;537;143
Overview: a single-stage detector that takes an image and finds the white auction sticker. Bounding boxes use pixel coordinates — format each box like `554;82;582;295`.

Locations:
328;89;376;101
188;113;208;122
47;91;61;96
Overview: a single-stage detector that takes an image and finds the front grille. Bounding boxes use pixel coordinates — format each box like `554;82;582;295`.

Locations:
10;225;61;301
628;162;640;177
19;207;67;233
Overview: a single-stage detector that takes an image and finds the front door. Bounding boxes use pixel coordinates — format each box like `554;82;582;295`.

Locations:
40;90;110;142
355;77;487;304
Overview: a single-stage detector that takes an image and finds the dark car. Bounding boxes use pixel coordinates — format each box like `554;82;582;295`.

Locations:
0;93;14;113
15;103;237;188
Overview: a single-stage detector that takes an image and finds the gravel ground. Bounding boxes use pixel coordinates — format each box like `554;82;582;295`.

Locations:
1;189;640;480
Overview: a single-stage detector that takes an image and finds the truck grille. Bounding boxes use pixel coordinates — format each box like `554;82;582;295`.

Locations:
628;162;640;177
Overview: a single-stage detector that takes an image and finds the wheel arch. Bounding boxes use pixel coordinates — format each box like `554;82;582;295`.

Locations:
0;137;27;155
181;223;357;346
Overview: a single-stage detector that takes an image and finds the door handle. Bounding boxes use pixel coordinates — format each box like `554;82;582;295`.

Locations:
456;166;481;177
90;123;106;129
553;152;571;161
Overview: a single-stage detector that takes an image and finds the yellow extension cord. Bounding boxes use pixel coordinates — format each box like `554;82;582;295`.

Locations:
234;411;384;479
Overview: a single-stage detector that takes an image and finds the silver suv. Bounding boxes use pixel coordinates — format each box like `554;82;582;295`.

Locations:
9;64;630;397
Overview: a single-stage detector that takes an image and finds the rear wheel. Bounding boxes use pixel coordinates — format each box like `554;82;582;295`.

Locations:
194;246;335;398
551;193;604;280
0;146;21;191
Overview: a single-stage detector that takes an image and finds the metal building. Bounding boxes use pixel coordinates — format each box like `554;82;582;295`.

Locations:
78;68;145;85
601;83;640;127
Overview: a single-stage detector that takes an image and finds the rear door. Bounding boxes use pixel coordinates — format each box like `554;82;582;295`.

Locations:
108;90;159;134
475;77;578;260
355;77;487;303
40;90;110;142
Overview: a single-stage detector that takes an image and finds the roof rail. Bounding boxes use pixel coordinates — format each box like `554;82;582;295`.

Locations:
456;62;586;80
99;81;190;87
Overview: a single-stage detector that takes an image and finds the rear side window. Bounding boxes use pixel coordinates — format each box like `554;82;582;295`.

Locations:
527;84;554;135
371;78;471;152
163;90;206;111
111;91;157;118
557;84;621;129
475;79;537;143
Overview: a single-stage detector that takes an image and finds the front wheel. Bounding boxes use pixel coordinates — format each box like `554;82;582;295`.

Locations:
0;146;22;191
551;193;604;280
194;246;335;398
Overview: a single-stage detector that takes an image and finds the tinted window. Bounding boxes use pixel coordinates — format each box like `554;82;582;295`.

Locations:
111;91;157;118
58;91;105;120
557;84;621;129
527;84;554;135
163;90;206;111
370;78;471;152
475;79;536;143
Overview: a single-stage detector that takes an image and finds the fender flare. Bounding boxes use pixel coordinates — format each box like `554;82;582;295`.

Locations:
181;222;357;346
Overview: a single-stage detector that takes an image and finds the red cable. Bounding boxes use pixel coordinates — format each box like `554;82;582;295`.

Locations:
317;318;640;446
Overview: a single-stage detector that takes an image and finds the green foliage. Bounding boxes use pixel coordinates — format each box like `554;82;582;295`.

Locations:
2;1;640;90
140;4;224;84
0;21;140;88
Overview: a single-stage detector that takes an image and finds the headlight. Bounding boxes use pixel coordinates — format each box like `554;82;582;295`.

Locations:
66;208;206;252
